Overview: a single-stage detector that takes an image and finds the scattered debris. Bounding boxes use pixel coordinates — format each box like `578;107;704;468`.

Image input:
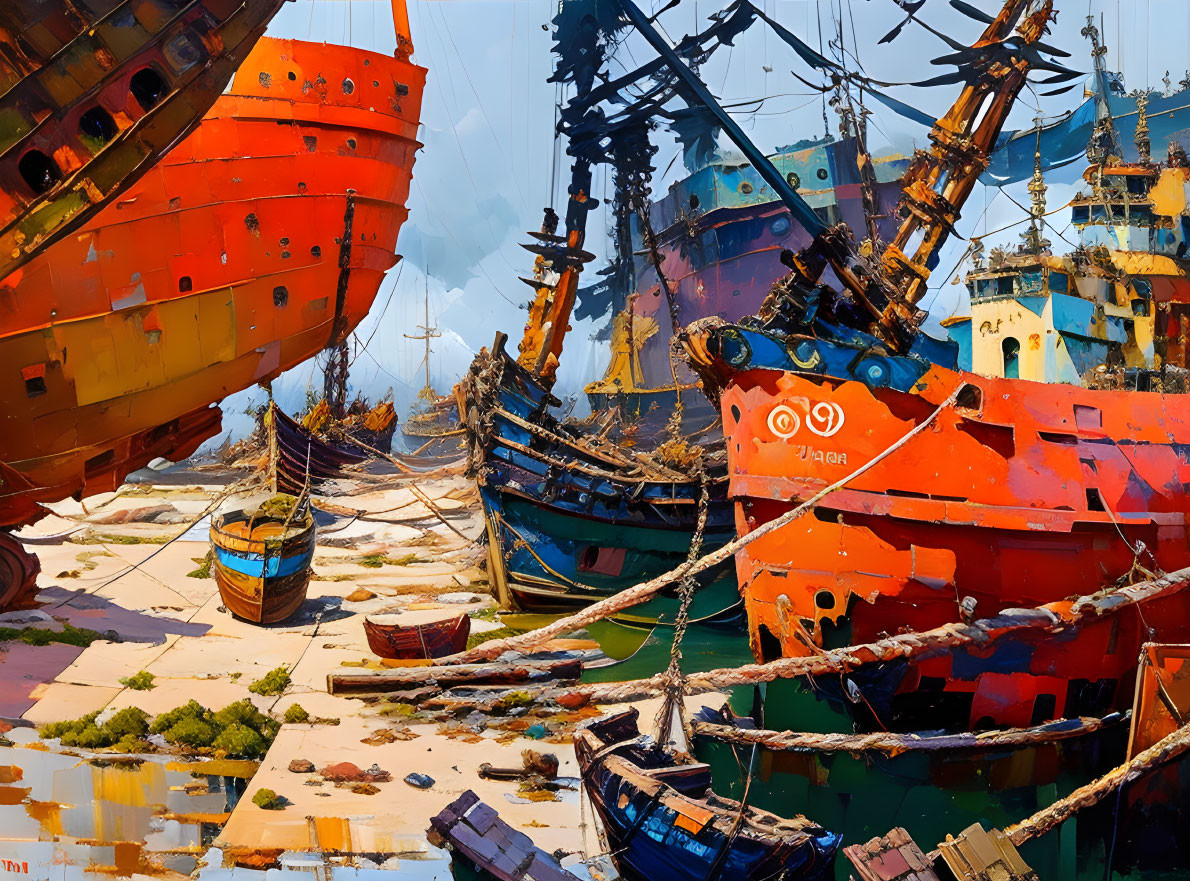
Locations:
319;761;392;783
478;749;559;781
404;772;435;789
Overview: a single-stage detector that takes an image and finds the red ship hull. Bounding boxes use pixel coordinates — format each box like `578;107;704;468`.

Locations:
0;36;425;530
721;365;1190;729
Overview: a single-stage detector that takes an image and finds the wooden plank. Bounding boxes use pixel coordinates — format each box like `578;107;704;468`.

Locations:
327;658;583;695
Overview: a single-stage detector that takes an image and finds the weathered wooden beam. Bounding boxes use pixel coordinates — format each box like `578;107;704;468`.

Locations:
327;659;583;695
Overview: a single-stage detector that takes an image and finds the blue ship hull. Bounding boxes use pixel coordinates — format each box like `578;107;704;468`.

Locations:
464;337;740;622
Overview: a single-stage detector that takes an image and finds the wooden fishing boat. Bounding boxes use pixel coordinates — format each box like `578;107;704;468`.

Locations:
574;709;840;881
403;393;465;460
429;790;581;881
0;533;39;611
463;334;741;624
270;404;369;496
0;0;287;281
211;505;316;625
0;14;426;604
457;0;775;624
363;609;470;660
583;139;910;427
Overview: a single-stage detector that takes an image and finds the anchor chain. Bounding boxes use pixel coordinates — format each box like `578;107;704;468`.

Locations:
654;458;710;746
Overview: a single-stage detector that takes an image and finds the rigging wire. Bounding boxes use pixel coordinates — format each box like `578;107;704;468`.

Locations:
414;0;522;279
431;0;531;213
348;261;406;370
411;176;520;308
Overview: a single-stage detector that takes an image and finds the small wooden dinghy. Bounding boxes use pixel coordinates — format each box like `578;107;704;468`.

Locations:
211;505;316;625
574;709;840;881
363;609;470;659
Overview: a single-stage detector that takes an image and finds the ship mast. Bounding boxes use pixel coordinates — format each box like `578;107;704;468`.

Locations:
620;0;1059;352
877;0;1057;332
390;0;413;60
405;268;440;400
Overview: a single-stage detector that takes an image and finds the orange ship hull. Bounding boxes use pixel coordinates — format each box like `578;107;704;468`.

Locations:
0;35;426;534
722;365;1190;729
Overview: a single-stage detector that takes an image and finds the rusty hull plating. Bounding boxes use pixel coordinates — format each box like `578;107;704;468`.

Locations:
720;363;1190;730
0;0;290;281
0;33;426;529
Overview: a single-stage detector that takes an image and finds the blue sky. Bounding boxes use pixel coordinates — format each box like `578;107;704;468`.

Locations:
210;0;1190;444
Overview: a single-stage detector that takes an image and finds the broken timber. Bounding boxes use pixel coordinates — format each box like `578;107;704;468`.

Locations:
327;658;583;696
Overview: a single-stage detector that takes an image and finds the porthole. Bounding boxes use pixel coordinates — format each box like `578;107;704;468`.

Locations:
130;68;167;111
18;150;61;194
79;106;118;145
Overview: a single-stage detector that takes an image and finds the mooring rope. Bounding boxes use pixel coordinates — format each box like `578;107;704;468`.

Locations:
1004;719;1190;848
563;563;1190;704
692;712;1128;756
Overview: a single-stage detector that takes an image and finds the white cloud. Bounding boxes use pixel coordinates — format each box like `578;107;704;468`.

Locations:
454;107;484;138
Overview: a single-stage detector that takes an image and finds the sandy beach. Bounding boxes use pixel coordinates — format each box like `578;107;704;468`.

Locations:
0;462;642;878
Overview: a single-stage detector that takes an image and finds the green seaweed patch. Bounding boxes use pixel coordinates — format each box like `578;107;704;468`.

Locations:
213;723;267;757
252;788;282;810
0;623;108;648
283;704;310;724
248;667;291;696
465;625;525;651
39;697;284;757
74;532;170;545
377;702;420;720
119;670;155;691
255;494;299;520
187;552;213;579
42;707;150;750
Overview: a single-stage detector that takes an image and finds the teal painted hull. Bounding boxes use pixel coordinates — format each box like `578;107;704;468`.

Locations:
486;488;741;625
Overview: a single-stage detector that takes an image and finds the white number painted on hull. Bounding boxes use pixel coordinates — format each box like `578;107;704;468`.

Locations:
808;401;845;437
766;401;845;440
766;405;801;439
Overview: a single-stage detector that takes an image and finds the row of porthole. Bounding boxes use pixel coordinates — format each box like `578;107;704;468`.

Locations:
732;168;829;196
267;68;409;98
174;245;323;293
17;68;168;195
